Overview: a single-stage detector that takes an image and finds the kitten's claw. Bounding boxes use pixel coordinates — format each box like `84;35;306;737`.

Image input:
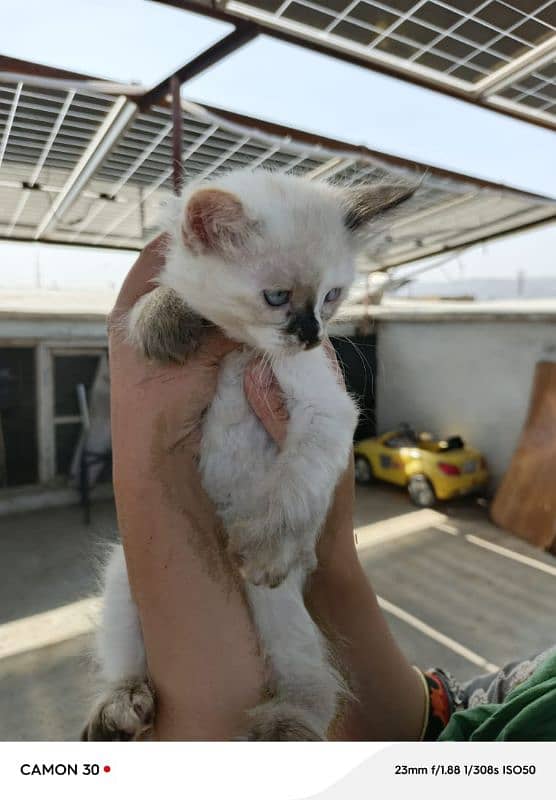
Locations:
81;679;154;741
229;525;318;588
228;511;311;588
236;566;283;588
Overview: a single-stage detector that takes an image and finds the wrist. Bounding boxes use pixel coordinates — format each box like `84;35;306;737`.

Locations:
307;543;362;605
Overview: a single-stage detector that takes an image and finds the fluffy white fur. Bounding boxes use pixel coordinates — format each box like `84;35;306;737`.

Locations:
88;170;414;741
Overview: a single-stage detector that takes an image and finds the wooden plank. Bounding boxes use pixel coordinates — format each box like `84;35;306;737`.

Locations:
491;361;556;550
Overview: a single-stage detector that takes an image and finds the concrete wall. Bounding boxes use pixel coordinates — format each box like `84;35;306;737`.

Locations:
376;319;556;485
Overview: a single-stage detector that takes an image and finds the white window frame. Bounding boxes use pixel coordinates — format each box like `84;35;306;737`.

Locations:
36;341;106;483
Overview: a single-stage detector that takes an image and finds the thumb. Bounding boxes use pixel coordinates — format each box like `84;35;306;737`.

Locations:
199;327;239;366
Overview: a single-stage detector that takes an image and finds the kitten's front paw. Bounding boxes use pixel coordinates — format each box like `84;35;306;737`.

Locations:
81;679;154;741
127;287;205;364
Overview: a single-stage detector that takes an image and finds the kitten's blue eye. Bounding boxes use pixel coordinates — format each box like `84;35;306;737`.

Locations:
325;287;341;303
263;289;290;307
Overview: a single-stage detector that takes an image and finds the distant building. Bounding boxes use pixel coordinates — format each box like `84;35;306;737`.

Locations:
0;290;112;513
2;289;555;514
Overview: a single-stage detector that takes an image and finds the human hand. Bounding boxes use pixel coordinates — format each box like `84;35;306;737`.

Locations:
109;237;264;740
109;236;237;488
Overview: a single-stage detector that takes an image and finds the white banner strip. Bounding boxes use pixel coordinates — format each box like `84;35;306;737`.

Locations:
0;741;553;798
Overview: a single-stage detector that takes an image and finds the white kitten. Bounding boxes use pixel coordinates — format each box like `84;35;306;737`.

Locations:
83;170;415;741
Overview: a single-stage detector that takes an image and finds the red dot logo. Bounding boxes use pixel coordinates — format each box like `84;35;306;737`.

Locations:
103;766;111;773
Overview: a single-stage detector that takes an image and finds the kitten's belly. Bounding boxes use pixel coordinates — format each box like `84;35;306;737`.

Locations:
199;349;277;523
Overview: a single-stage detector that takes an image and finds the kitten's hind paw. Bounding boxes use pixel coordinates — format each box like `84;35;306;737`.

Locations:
228;524;300;588
231;543;316;588
243;702;325;741
81;678;154;741
235;557;290;589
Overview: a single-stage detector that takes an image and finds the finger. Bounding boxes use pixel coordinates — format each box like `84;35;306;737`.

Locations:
182;330;239;423
244;359;289;448
109;234;169;325
200;327;240;365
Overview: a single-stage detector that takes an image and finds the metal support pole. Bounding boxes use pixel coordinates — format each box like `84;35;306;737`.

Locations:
171;74;183;195
138;23;258;111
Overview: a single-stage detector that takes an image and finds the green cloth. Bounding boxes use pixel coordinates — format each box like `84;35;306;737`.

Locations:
439;650;556;741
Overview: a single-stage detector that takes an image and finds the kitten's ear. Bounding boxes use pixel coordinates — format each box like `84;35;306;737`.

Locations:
342;181;418;234
183;187;256;255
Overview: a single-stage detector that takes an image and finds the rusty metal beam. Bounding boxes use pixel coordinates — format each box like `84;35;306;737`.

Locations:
0;54;102;82
138;22;258;111
171;74;183;195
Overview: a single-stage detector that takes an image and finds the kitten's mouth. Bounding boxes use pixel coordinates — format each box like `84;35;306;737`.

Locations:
301;338;322;351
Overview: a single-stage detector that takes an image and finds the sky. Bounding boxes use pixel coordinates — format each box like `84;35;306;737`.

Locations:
0;0;554;288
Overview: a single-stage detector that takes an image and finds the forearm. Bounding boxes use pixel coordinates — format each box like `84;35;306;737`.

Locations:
107;244;265;741
307;553;425;741
115;470;265;740
306;467;425;741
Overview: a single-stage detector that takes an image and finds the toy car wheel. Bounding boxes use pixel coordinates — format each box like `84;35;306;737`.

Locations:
354;455;374;484
408;475;436;507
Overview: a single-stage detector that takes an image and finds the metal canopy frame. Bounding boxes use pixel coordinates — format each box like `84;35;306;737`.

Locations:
0;14;554;272
151;0;556;132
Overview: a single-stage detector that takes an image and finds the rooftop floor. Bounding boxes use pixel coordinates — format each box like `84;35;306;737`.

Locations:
0;486;555;741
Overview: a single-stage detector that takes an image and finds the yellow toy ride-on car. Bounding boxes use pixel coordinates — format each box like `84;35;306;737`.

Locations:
354;426;489;508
